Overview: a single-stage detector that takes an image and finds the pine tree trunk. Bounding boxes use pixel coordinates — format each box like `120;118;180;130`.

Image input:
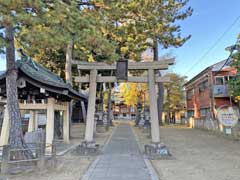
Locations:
65;41;73;137
100;86;104;112
153;39;164;125
6;26;31;159
65;41;73;85
107;83;112;126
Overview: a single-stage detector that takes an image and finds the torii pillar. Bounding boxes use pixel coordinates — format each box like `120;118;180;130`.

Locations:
84;69;97;142
73;59;174;147
83;69;161;144
148;69;160;143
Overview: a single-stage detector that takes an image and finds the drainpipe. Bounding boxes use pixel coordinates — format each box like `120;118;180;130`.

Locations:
209;71;215;119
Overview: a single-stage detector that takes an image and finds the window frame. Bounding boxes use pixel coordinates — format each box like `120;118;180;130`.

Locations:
215;76;225;85
187;88;194;100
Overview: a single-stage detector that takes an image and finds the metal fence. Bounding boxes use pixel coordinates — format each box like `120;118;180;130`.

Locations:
0;142;57;176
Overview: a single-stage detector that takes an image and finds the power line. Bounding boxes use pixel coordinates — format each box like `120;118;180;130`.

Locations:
183;15;240;76
217;38;239;72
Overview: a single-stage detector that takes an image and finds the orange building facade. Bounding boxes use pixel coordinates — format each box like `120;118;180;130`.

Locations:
185;60;237;119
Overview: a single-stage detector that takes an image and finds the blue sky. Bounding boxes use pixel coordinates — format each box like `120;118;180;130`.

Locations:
1;0;240;79
0;53;5;71
160;0;240;79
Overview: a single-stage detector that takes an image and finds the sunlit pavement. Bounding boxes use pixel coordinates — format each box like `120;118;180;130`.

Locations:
81;122;152;180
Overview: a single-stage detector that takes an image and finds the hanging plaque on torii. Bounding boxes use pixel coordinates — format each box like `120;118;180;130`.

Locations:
116;59;128;81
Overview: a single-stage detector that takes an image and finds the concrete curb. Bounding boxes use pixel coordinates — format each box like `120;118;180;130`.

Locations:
57;144;79;156
102;124;118;151
143;157;160;180
80;155;101;180
131;126;160;180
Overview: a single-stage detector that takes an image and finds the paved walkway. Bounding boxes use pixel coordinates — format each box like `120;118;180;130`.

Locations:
83;123;152;180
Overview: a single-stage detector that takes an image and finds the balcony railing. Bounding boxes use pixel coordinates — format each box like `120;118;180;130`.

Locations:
213;85;229;97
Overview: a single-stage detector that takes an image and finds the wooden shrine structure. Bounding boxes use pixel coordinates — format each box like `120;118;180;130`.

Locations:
73;58;174;144
0;57;87;146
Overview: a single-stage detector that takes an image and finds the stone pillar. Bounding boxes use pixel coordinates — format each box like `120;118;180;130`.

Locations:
46;98;55;145
0;107;9;146
85;69;97;142
28;110;35;132
81;101;86;122
148;69;160;143
63;102;70;143
189;117;194;128
35;111;38;130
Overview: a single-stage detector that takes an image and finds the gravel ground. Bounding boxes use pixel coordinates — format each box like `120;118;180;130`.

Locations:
9;124;113;180
134;125;240;180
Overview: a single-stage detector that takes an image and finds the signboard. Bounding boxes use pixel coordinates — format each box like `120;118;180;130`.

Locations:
116;60;128;80
217;106;239;127
103;112;108;125
38;113;47;126
225;128;232;135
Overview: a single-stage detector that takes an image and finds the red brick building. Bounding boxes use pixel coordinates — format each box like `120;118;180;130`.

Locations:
185;59;237;119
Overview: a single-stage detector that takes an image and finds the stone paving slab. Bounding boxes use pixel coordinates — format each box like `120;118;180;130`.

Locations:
82;123;151;180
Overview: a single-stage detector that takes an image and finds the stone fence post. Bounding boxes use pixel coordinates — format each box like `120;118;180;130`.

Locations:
37;142;45;170
189;117;195;128
1;145;10;176
52;142;57;168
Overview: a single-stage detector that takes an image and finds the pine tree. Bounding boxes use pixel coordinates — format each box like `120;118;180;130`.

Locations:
97;0;192;59
228;36;240;103
163;73;186;124
17;1;118;81
0;1;47;157
18;0;192;67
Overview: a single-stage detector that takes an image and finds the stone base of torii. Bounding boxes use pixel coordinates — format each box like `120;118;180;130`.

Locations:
73;59;174;157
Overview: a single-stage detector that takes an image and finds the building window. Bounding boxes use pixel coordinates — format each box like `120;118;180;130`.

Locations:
187;110;194;118
225;76;235;82
200;108;210;118
187;89;194;100
215;77;224;85
130;106;135;113
228;76;235;81
198;80;208;93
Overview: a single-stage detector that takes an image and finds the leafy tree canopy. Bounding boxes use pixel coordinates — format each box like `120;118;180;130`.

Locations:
163;73;186;112
99;0;192;60
14;1;118;75
119;83;149;107
1;0;192;75
228;35;240;101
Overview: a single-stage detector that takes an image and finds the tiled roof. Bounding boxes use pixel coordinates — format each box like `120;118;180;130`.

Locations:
1;57;87;100
17;59;68;88
184;59;232;87
211;59;232;71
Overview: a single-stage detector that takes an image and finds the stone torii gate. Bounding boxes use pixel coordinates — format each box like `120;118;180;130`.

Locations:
72;59;174;145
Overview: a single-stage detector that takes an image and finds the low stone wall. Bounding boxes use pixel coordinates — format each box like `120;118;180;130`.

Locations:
189;117;240;136
232;123;240;137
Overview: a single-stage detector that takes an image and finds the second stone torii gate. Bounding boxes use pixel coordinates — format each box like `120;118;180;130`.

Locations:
73;59;174;145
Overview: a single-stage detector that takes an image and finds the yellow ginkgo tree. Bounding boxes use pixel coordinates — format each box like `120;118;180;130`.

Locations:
119;83;149;107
